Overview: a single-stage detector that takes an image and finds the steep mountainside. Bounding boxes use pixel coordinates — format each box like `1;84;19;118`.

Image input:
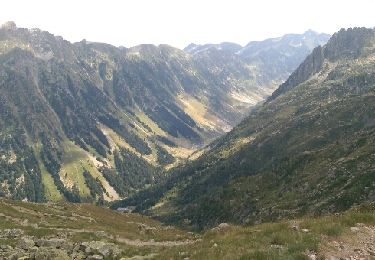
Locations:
0;22;328;203
116;28;375;230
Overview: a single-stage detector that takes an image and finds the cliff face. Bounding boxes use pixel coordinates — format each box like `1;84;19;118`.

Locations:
270;45;325;100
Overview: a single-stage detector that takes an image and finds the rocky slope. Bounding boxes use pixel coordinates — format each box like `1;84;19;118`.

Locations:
116;27;375;230
0;22;328;203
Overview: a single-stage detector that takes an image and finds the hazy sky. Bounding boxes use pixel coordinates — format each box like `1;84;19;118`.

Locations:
1;0;374;48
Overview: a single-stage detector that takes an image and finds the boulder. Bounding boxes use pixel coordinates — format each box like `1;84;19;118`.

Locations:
35;238;70;250
33;247;70;260
81;241;121;257
218;223;230;229
350;227;360;232
211;223;231;232
18;237;35;250
8;252;28;260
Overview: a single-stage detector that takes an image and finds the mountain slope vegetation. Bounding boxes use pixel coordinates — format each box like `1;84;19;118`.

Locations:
116;27;375;230
0;22;327;202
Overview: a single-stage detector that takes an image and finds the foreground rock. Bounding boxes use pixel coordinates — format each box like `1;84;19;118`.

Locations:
0;234;123;259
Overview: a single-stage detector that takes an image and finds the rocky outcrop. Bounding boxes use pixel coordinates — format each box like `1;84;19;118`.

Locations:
80;241;121;257
0;234;123;259
0;228;24;238
270;45;324;100
269;27;375;100
323;27;375;60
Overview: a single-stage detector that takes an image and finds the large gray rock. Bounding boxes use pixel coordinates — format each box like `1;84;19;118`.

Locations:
33;247;70;260
18;237;35;250
81;241;122;257
7;250;28;260
211;223;231;232
88;255;104;260
35;238;71;250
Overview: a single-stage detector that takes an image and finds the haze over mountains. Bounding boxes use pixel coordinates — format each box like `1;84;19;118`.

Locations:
186;29;330;84
0;21;329;203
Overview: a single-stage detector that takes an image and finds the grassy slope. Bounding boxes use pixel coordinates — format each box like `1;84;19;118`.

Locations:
33;143;63;201
37;138;120;202
157;204;375;260
0;199;373;259
40;163;63;201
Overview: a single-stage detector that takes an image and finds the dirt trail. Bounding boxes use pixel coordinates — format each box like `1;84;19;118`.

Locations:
121;253;159;259
115;236;199;247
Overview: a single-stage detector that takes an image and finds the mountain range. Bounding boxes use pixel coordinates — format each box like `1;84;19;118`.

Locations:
0;21;329;203
114;27;375;230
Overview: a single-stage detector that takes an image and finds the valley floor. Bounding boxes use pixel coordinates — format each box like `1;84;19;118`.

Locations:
0;199;373;259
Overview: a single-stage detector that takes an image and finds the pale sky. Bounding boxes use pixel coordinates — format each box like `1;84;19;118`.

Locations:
1;0;374;49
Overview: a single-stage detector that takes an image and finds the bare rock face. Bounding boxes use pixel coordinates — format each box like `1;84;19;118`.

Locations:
18;237;36;250
1;21;17;30
270;45;324;100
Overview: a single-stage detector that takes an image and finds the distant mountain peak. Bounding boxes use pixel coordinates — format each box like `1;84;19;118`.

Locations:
303;29;318;35
1;21;17;30
184;42;242;55
184;32;330;62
